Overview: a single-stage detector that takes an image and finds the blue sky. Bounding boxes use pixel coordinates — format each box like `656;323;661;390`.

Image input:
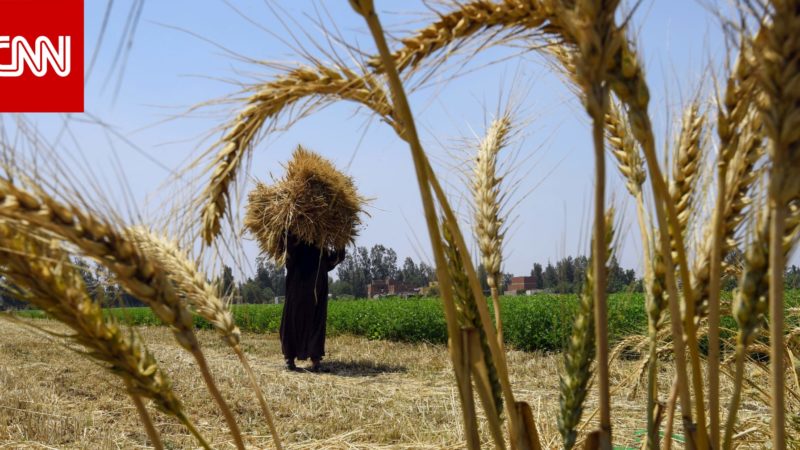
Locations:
17;0;795;278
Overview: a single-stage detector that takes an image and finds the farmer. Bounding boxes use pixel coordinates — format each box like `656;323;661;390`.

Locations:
281;233;346;372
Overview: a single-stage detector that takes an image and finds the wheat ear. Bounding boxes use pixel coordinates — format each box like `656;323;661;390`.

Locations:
724;201;800;449
442;215;505;447
548;0;624;445
199;65;396;245
129;227;283;449
472;114;512;349
368;0;549;73
0;224;211;450
669;100;706;241
600;30;709;447
350;2;541;447
704;46;759;449
752;2;800;446
347;2;486;447
559;207;614;450
0;179;246;450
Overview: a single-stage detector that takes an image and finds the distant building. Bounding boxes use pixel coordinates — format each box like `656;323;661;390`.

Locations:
419;281;439;297
505;276;538;295
367;278;416;298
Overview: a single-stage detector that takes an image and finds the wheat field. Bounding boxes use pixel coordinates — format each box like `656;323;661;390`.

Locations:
0;320;774;449
1;0;798;448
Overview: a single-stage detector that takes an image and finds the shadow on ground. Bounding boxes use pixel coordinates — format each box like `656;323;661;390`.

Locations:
307;359;408;377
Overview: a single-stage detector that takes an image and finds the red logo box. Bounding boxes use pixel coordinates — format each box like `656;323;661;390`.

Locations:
0;0;84;112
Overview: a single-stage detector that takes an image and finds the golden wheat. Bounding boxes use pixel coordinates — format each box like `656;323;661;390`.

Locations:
129;226;283;449
0;179;246;450
752;2;800;446
200;65;395;245
559;208;614;450
669;101;705;239
0;224;210;450
472;114;512;347
442;215;504;446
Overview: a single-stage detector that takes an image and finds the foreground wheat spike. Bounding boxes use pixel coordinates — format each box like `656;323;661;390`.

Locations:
442;215;506;447
691;116;762;320
699;46;759;449
596;20;707;447
752;2;800;447
0;178;246;450
0;224;211;450
130;227;283;449
199;65;396;245
690;42;761;321
368;0;550;73
605;101;646;196
725;200;800;449
559;208;614;450
472;114;512;347
129;227;241;346
548;0;623;446
350;2;542;448
669;100;705;242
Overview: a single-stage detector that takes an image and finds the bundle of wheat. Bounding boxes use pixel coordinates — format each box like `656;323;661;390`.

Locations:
244;146;365;263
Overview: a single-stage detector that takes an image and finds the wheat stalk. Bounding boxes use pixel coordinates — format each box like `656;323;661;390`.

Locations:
751;2;800;446
702;45;760;449
472;114;512;348
347;2;488;448
199;65;396;245
129;227;283;449
0;178;246;450
596;27;709;448
724;200;800;449
350;2;543;447
547;1;624;445
559;208;614;450
0;223;210;450
442;215;505;447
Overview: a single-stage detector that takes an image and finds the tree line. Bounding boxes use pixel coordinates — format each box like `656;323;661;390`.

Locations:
332;244;436;297
3;250;800;309
529;255;639;294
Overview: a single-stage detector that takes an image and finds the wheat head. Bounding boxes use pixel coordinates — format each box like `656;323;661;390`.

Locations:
0;178;246;449
472;115;511;291
559;207;614;450
200;65;395;245
0;223;209;449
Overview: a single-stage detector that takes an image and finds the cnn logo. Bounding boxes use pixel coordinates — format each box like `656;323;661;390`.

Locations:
0;35;72;78
0;0;83;112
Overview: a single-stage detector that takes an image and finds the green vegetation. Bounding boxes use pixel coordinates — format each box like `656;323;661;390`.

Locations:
18;292;800;352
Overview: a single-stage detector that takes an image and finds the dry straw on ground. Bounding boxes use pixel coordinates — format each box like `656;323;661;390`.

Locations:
244;147;366;265
0;320;780;449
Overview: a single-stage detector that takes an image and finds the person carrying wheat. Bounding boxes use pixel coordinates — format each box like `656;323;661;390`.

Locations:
280;233;345;371
244;146;366;372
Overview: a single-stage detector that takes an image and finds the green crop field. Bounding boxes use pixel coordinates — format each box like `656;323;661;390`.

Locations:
18;291;800;352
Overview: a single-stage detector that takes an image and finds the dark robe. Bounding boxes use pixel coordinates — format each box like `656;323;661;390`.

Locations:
280;235;345;361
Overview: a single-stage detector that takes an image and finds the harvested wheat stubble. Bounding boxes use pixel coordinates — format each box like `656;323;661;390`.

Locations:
244;146;366;264
0;320;777;449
